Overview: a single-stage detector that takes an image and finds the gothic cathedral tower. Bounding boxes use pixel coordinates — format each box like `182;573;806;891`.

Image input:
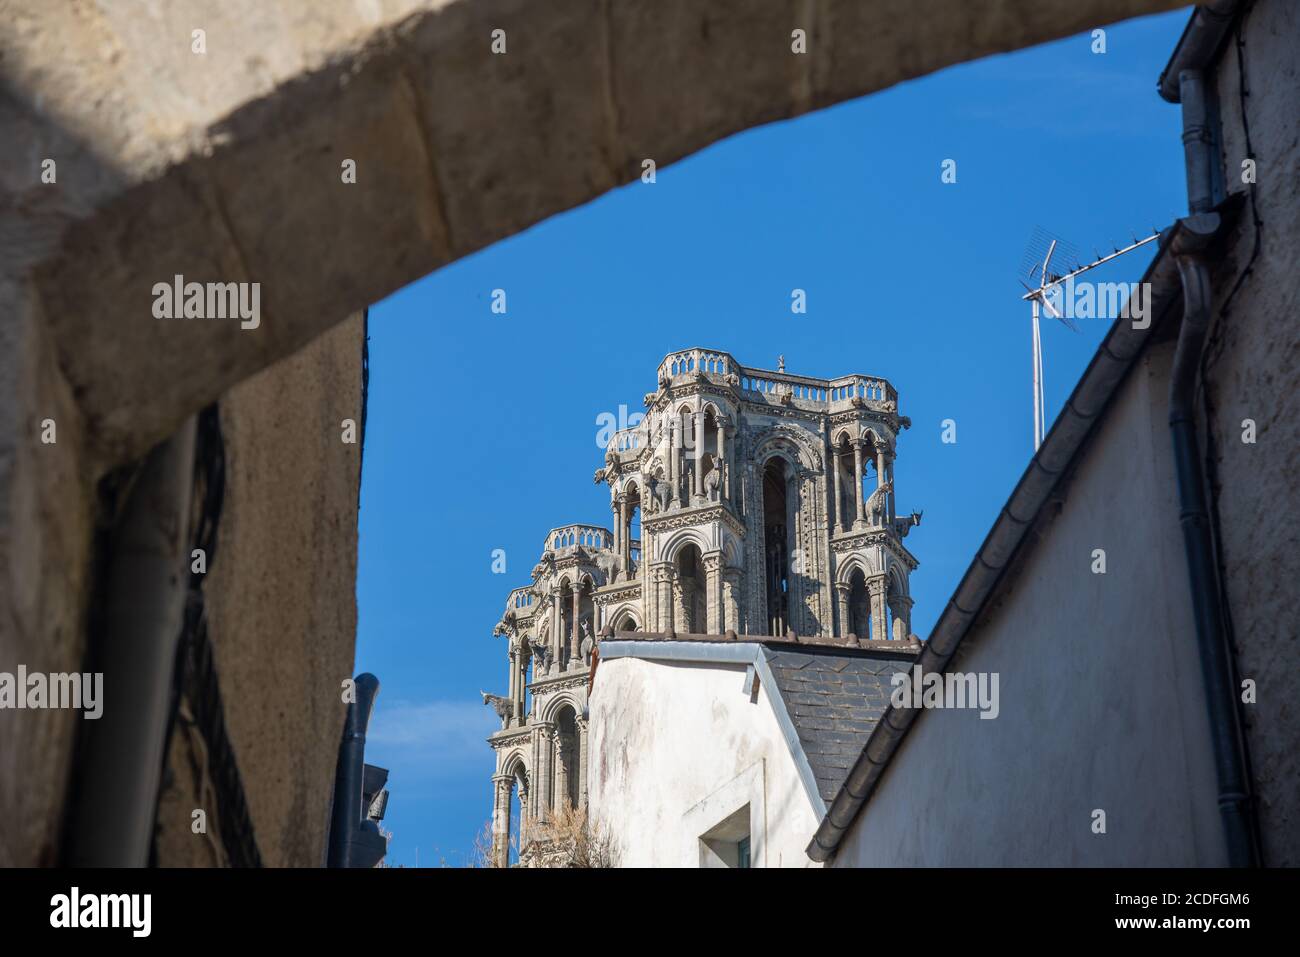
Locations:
485;348;921;865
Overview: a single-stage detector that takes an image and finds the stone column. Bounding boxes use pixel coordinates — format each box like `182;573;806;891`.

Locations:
576;715;589;808
868;577;888;642
835;581;851;638
853;441;865;526
832;446;843;532
693;409;705;500
571;585;582;666
722;570;741;634
667;566;677;632
617;496;629;574
667;419;678;504
718;420;728;501
649;564;665;631
514;648;527;722
886;456;895;523
506;647;517;726
554;733;569;811
655;564;665;631
491;773;512;867
612;499;622;566
535;724;554;823
889;594;913;641
517;785;530;848
551;589;562;665
703;552;723;634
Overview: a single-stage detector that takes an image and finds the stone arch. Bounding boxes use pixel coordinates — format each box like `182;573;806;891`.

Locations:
835;552;876;585
831;431;857;532
721;532;743;569
755;440;803;475
759;456;793;636
573;576;596;660
7;1;1184;871
620;480;644;578
502;750;529;781
549;701;582;811
885;559;912;642
752;424;823;473
673;541;707;633
540;692;584;725
660;526;713;566
610;606;642;632
885;557;909;598
498;751;530;866
845;565;872;640
698;403;724;492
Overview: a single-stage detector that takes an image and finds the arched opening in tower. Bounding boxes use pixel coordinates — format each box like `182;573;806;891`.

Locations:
560;582;575;668
507;763;526;864
886;570;908;641
578;580;595;657
519;644;533;718
763;458;791;637
861;444;879;521
674;543;707;633
700;408;720;498
624;481;642;576
553;706;580;810
834;433;855;531
848;567;871;640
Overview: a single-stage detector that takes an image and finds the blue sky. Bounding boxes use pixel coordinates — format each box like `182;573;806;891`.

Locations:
355;9;1191;867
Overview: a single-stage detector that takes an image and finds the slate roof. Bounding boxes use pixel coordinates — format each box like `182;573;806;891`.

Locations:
761;647;914;805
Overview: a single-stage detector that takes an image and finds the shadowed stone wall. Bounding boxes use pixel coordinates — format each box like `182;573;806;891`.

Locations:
152;312;365;867
1202;0;1300;867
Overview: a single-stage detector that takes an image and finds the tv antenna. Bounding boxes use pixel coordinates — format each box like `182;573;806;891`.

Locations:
1018;226;1161;451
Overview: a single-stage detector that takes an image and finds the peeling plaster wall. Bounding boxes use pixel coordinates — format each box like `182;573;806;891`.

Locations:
589;655;821;867
833;338;1227;867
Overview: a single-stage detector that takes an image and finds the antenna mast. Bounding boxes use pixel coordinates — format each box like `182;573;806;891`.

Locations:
1019;228;1161;451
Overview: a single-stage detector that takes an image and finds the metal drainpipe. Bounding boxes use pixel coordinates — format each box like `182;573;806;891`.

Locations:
328;672;382;867
65;417;198;867
1168;68;1259;867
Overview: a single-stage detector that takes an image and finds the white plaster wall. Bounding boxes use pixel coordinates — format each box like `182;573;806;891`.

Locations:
589;656;822;867
833;338;1226;866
